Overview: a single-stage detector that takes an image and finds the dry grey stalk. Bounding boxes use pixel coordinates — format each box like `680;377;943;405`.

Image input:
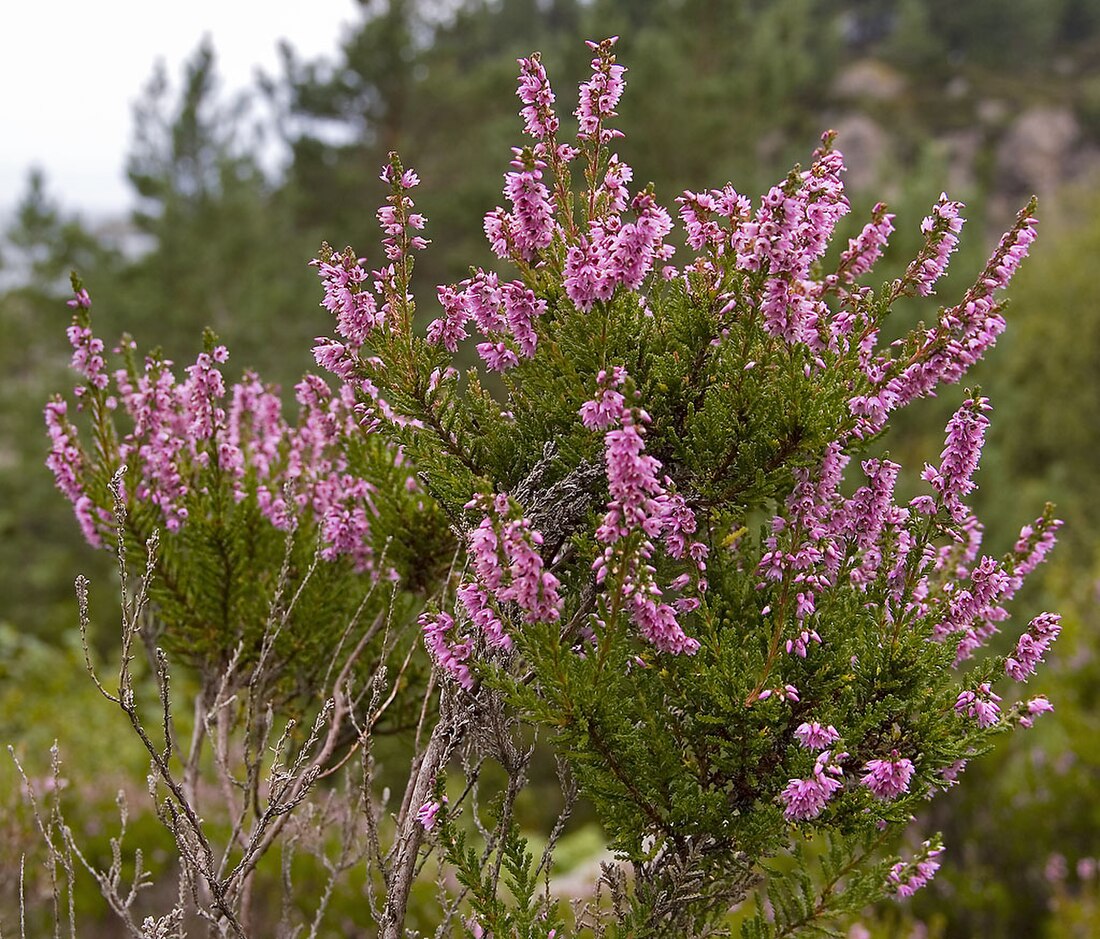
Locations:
13;468;581;939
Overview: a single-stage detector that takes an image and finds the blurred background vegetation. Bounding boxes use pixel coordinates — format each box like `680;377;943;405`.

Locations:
3;1;1100;935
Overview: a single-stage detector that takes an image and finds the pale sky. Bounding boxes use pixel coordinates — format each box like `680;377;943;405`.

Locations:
0;1;360;219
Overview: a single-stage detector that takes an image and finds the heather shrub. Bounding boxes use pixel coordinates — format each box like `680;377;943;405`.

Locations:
25;37;1060;938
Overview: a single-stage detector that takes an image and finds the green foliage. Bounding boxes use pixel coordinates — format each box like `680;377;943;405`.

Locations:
738;834;895;939
443;807;565;939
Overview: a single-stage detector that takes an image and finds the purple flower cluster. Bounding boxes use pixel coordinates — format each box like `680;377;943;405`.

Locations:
850;205;1037;438
676;186;753;255
420;611;474;690
794;721;840;750
516;52;558;144
426;271;546;372
583;370;707;655
378;163;428;261
563;190;674;312
66;322;109;394
781;750;845;821
44;398;107;547
418;495;562;687
66;287;91;310
733;136;850;348
49;304;404;576
310;159;430;384
920;395;990;523
889;840;944;898
861;751;915;800
903;194;965;297
415;794;447;830
502;150;556;261
759;445;913;657
1006;612;1061;681
955;682;1002;728
1009;513;1062;592
458;493;563;647
836;201;896;284
1020;695;1054;728
312;248;384;348
759;389;1058;676
575;37;626;144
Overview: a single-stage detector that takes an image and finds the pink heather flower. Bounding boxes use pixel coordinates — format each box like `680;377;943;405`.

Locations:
498;524;562;624
921;396;990;523
312;250;384;345
457;581;510;650
1020;695;1054;728
427;284;471;352
312;338;356;381
462;494;563;641
756;684;801;703
889;840;944;899
575;37;626;143
416;795;446;831
56;313;392;569
516;53;559;142
436;274;545;367
734;138;849;348
468;510;505;590
377;160;428;260
677;189;724;252
781;750;844;821
601;154;633;212
597;408;664;539
846;202;1036;439
183;350;229;441
318;475;378;572
502;282;545;358
67;287;91;309
838;202;895;283
563;234;612;312
476;341;519;373
661;491;707;570
44;399;84;504
785;626;821;658
932;553;1012;661
45;397;106;547
607;191;675;291
379;162;419;190
846;458;904;587
66;323;109;392
794;722;840;750
939;759;968;787
982;207;1038;293
503;151;556;261
905;194;965;297
465;269;506;333
954;682;1002;728
484;207;512;258
1006;513;1062;598
579;367;626;430
420;611;474;690
677;185;753;255
1006;611;1061;681
585;370;704;655
861;751;915;800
